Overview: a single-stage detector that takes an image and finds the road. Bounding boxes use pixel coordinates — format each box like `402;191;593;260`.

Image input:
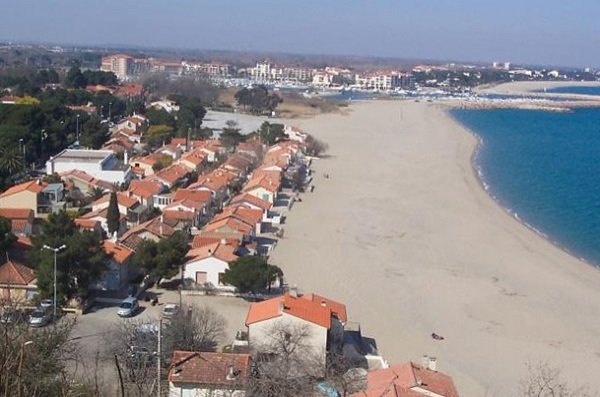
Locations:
67;290;251;392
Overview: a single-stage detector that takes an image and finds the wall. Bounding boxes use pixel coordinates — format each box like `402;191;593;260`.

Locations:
183;257;234;291
0;191;38;216
168;383;245;397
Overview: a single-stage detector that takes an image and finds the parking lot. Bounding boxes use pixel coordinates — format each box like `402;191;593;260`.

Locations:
68;289;251;386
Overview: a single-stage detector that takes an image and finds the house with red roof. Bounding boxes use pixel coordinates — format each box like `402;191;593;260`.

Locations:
92;192;145;226
91;241;135;291
350;360;460;397
183;242;239;290
168;351;250;397
0;180;46;217
0;259;37;302
162;199;208;229
242;174;280;204
148;163;191;189
127;180;165;208
202;216;255;243
77;207;127;237
245;291;346;367
0;208;34;235
118;216;176;250
212;206;264;234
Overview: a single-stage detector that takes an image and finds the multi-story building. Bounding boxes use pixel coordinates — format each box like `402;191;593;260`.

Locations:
355;71;415;90
101;54;133;80
182;61;230;77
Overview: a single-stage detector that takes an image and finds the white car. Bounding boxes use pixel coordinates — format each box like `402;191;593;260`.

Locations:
39;299;54;309
29;308;52;327
117;297;139;317
161;303;179;320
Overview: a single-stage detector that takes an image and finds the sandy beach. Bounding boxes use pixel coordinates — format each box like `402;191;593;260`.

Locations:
271;99;600;396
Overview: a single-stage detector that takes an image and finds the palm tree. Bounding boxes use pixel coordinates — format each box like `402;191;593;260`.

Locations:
86;186;106;202
0;148;24;175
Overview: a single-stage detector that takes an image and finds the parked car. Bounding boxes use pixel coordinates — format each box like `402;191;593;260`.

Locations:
29;308;52;327
39;299;54;309
1;309;26;324
161;303;179;321
117;297;139;317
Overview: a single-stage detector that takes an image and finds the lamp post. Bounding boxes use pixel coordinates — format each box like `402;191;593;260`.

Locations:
76;114;80;144
42;244;67;318
108;101;112;121
17;340;33;397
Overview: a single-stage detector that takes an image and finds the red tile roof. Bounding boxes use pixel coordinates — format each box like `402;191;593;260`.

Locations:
0;260;36;285
301;293;347;324
203;217;253;236
102;240;134;264
93;192;139;210
128;180;163;200
212;207;262;229
230;193;272;211
0;208;33;220
74;218;101;230
191;234;241;249
0;180;45;198
173;189;212;204
245;292;345;329
185;242;238;263
168;351;250;387
351;362;460;397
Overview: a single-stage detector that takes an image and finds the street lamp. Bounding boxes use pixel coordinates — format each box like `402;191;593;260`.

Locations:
17;340;33;397
108;101;112;121
76;114;80;144
42;244;67;318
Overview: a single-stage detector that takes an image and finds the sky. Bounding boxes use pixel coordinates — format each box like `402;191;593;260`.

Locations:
1;0;599;68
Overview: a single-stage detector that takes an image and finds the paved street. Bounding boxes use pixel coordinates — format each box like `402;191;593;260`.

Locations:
68;290;251;390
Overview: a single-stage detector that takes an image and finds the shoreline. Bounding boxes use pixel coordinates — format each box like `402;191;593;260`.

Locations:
273;100;600;396
449;108;600;272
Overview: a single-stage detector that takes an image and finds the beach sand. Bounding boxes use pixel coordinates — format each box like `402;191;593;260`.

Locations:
271;100;600;396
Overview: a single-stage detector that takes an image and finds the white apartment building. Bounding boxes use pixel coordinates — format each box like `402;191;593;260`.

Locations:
101;54;132;80
46;149;132;184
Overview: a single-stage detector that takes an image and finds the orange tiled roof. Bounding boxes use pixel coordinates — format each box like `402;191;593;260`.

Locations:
245;293;340;329
351;362;460;397
185;242;238;263
301;293;347;324
0;180;45;198
128;180;163;200
0;208;33;220
173;189;212;204
192;234;241;249
74;218;101;230
102;240;134;264
152;164;189;185
230;193;272;211
93;192;139;210
213;206;262;228
203;217;253;236
168;351;250;386
0;260;36;285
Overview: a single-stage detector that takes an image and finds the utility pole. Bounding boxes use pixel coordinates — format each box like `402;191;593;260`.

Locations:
42;244;67;318
157;318;162;397
76;114;80;144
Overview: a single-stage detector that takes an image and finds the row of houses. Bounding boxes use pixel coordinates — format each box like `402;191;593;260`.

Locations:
168;290;460;397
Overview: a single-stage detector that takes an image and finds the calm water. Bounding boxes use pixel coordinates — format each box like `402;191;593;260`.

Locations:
451;108;600;265
540;86;600;96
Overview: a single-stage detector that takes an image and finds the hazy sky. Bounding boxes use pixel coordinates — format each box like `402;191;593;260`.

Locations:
1;0;599;68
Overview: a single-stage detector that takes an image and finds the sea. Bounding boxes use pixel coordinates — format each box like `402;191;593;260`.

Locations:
451;105;600;266
540;85;600;96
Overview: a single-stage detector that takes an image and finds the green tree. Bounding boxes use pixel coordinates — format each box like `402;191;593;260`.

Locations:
0;216;16;253
222;256;283;293
106;192;120;236
234;86;282;115
131;231;188;281
145;124;174;148
79;115;109;149
0;147;24;174
66;66;87;89
220;120;246;149
259;122;286;146
145;107;176;127
29;210;108;300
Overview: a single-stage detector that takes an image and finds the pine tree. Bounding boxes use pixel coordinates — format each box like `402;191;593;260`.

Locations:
106;192;120;236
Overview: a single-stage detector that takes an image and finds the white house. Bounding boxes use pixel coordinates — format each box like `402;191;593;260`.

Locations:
245;292;347;368
46;149;132;184
168;351;249;397
183;243;238;289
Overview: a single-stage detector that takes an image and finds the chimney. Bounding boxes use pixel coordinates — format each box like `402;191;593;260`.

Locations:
278;300;285;313
208;248;213;256
428;357;437;372
124;151;129;164
421;355;429;369
289;285;298;298
221;238;227;245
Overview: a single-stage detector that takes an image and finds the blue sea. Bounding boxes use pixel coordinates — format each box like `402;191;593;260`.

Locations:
451;107;600;266
539;86;600;96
